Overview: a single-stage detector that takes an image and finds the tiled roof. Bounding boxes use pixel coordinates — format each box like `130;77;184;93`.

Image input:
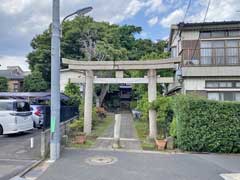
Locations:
0;69;24;80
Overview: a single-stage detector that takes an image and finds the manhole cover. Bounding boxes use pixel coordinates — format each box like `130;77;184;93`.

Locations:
85;156;117;166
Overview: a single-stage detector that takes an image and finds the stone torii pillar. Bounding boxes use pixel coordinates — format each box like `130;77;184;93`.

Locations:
84;70;94;135
148;69;157;139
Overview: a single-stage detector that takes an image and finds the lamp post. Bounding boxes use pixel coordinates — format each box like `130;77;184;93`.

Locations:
50;0;92;161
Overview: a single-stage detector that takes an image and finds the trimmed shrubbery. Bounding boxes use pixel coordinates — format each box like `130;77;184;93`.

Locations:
172;95;240;153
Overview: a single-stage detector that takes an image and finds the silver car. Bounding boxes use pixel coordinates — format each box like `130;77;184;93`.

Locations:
30;105;44;128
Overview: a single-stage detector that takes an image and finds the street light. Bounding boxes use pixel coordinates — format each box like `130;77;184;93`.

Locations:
50;0;92;161
62;7;93;23
61;7;93;38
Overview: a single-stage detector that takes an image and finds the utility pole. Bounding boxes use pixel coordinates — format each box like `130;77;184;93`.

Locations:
50;0;61;161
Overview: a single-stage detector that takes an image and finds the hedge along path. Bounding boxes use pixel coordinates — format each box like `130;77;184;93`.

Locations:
172;95;240;153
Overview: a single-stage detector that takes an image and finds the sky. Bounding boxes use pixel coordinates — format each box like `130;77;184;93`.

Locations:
0;0;240;71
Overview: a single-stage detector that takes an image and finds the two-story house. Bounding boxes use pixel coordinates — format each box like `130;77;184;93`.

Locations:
0;66;30;92
168;21;240;101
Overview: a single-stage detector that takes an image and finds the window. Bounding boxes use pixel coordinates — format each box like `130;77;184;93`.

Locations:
206;81;240;88
200;41;212;64
228;30;240;37
212;41;224;64
219;82;232;88
200;30;240;38
208;93;219;101
0;102;14;111
200;32;211;39
200;40;240;65
236;82;240;88
171;47;177;58
206;82;219;88
211;31;225;38
15;102;30;112
208;92;240;101
226;40;239;64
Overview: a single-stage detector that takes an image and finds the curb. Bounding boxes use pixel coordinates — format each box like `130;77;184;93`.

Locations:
10;159;44;180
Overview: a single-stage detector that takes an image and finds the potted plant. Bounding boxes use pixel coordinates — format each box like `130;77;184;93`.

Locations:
155;135;167;150
75;132;86;144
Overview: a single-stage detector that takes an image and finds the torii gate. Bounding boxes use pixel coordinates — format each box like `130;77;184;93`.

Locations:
63;57;181;139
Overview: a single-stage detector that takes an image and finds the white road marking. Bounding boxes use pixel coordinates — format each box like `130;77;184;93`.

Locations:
97;137;140;142
220;173;240;180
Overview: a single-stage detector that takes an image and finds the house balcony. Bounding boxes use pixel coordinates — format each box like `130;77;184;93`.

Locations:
180;47;240;77
181;47;240;66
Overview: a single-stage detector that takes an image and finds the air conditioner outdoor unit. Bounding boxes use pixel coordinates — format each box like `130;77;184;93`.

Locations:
184;59;199;65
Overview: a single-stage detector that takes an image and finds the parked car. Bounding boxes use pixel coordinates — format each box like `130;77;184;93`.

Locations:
30;105;45;128
0;100;33;135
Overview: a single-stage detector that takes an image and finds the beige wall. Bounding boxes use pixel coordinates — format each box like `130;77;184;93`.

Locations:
60;70;84;92
181;31;199;40
183;77;240;94
8;80;22;92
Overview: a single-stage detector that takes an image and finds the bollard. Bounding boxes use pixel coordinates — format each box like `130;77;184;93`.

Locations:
30;137;34;149
41;131;46;158
113;114;121;149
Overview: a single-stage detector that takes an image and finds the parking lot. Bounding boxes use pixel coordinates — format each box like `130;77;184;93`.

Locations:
0;129;42;180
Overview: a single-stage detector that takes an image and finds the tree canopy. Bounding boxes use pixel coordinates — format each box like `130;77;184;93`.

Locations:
23;70;48;92
27;16;168;85
0;77;8;92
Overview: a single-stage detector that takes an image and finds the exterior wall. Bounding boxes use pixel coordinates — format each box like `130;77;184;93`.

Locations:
8;80;22;92
181;31;199;40
186;90;207;97
60;71;84;92
182;77;240;96
182;66;240;77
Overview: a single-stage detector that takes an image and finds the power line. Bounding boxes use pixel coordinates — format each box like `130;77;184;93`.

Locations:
190;0;211;61
171;0;192;50
183;0;192;22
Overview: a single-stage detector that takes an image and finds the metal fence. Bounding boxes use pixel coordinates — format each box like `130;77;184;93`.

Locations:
42;106;79;129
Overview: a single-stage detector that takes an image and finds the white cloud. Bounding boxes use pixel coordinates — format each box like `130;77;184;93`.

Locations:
125;0;145;17
1;0;240;57
184;0;240;23
160;9;185;27
0;56;29;71
148;16;159;26
0;0;32;15
145;0;165;14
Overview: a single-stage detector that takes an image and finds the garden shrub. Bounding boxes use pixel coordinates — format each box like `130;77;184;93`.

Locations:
170;117;177;138
69;118;84;136
136;94;174;138
150;96;173;138
172;95;240;153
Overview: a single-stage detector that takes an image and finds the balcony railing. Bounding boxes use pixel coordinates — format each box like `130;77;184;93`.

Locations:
181;47;240;66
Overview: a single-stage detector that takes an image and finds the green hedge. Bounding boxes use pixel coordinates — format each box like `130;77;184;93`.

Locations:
172;95;240;153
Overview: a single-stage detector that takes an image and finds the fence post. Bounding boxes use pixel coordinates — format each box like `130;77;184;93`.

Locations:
113;114;121;149
41;131;46;158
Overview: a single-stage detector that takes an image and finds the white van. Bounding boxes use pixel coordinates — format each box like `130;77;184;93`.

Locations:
0;100;33;135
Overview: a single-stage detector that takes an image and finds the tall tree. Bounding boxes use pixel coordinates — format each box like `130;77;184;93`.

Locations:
0;77;8;92
23;70;48;92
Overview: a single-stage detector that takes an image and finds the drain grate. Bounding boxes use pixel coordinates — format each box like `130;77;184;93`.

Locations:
85;156;117;166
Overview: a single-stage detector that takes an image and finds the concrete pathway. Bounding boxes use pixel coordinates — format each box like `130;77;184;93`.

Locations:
36;149;240;180
93;112;142;150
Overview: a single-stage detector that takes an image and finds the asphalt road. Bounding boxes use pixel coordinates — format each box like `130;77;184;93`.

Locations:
38;149;240;180
0;129;42;180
